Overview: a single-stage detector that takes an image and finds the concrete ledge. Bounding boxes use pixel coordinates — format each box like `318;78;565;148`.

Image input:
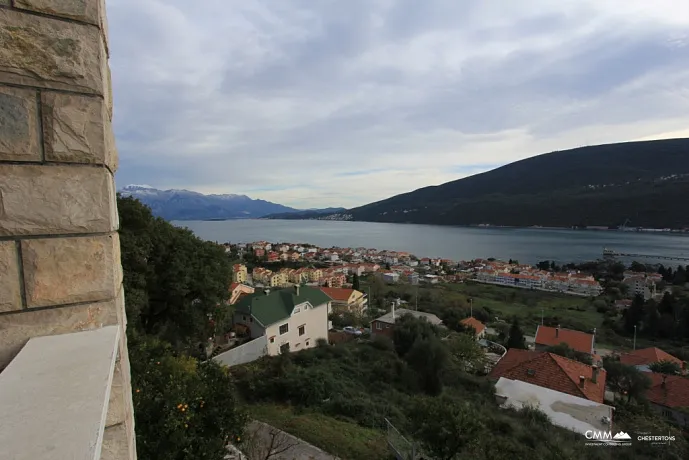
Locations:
0;325;120;460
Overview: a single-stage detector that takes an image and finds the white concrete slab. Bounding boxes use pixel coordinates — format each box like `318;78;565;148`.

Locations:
495;377;614;435
0;326;120;460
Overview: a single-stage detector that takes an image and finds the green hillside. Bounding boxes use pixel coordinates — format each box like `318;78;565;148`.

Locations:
348;138;689;228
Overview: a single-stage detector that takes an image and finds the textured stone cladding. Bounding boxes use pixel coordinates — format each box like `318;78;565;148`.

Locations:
0;1;135;458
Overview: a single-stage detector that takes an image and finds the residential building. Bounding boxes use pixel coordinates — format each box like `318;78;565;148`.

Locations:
494;377;614;435
289;252;301;262
232;264;248;283
614;299;632;311
423;274;439;284
370;308;443;339
229;283;255;305
644;373;689;428
408;272;419;285
461;317;486;339
269;272;288;287
488;349;607;403
535;325;596;355
319;288;368;315
278;244;290;252
233;286;331;355
323;274;346;288
309;269;323;283
252;267;272;284
619;347;685;373
266;251;280;263
254;248;265;257
382;272;400;284
622;274;657;300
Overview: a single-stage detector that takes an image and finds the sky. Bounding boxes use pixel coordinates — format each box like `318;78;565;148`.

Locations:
108;0;689;209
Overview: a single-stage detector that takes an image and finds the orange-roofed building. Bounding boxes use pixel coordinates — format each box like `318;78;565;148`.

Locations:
319;287;367;314
535;325;595;355
232;264;247;283
228;282;254;305
461;317;486;339
643;373;689;427
620;347;685;373
488;349;606;403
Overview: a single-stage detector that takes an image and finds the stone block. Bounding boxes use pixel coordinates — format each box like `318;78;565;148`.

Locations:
99;0;110;56
42;92;107;164
0;241;22;312
21;234;119;308
0;300;117;369
0;8;104;94
106;360;125;427
0;86;40;162
102;38;113;119
105;115;119;171
14;0;100;26
0;164;116;236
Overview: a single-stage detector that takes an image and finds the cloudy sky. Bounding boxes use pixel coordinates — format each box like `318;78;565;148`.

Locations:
108;0;689;209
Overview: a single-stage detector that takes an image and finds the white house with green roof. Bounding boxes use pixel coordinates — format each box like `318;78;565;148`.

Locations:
234;286;332;355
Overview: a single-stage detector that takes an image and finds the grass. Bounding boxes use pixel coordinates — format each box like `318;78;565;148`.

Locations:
248;403;389;460
364;278;603;335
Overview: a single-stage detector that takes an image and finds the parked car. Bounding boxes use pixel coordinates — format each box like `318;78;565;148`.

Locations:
343;326;362;336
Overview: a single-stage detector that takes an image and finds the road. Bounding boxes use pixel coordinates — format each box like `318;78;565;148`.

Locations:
229;421;340;460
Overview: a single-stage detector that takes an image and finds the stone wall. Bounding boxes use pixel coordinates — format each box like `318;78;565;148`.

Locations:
0;1;135;459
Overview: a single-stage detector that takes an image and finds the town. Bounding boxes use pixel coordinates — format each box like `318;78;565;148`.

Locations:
213;240;689;458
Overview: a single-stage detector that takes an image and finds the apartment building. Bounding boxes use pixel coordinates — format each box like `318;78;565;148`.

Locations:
232;264;247;283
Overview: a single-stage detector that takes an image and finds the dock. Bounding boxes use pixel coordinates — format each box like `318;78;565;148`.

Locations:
603;249;689;262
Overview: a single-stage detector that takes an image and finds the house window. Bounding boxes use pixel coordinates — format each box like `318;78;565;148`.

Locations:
250;317;253;322
299;325;305;336
279;323;289;335
662;409;673;419
293;307;300;314
242;316;247;321
280;343;290;354
376;322;382;330
269;336;275;344
306;340;310;346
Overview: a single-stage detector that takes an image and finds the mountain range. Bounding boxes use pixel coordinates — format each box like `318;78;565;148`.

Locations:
118;185;340;221
344;138;689;228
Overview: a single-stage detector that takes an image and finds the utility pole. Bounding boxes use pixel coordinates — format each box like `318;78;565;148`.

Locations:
633;325;637;350
415;285;418;311
541;308;544;325
469;298;473;317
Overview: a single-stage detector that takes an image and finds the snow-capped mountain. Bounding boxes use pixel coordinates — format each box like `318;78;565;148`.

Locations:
118;185;300;220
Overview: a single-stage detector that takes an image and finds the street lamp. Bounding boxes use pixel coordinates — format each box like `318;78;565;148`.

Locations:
633;325;637;351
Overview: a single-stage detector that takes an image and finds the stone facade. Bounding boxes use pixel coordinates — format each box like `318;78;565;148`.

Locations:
0;1;135;458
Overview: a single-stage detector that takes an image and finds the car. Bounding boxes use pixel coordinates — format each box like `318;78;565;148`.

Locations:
343;326;362;336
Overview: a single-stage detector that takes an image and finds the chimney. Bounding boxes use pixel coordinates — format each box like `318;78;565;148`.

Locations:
295;285;300;296
556;325;560;338
579;376;586;388
592;365;599;384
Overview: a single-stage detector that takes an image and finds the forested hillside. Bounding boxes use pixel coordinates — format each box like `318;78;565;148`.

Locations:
348;138;689;228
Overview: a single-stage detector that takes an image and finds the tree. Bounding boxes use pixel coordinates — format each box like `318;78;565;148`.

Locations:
352;273;361;291
602;357;652;403
405;336;449;395
130;335;248;460
537;260;551;271
240;422;298;460
446;332;486;372
506;318;527;349
410;396;483;460
118;195;233;349
624;294;645;334
630;261;647;272
545;343;593;365
393;314;441;357
648;360;682;375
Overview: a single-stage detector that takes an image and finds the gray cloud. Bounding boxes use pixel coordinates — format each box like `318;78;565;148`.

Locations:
107;0;689;208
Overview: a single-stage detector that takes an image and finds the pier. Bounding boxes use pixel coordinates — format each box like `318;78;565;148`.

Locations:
603;249;689;262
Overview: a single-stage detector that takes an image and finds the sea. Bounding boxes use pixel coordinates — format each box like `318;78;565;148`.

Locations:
172;219;689;266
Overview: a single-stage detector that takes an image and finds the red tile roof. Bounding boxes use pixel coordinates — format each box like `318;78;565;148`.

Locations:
620;348;684;368
644;373;689;408
318;287;355;302
535;325;594;354
489;349;606;403
230;282;239;291
461;317;486;336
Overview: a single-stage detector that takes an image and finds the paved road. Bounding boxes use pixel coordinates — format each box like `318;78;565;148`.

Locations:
236;421;340;460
